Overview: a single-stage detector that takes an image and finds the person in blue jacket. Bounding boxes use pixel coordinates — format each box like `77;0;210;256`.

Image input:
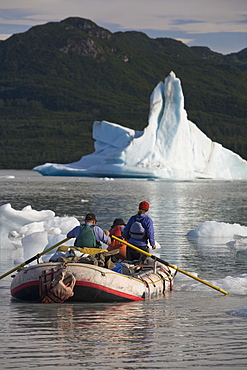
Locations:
67;212;110;249
123;201;156;262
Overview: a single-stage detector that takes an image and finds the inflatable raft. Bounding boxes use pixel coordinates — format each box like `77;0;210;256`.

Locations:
10;259;176;303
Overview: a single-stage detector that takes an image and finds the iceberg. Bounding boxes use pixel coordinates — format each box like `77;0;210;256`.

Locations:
34;72;247;180
0;203;78;262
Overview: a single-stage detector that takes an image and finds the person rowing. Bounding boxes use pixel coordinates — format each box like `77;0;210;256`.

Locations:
67;212;111;249
123;201;156;263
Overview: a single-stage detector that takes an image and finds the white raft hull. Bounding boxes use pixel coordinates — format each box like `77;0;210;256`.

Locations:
11;262;175;302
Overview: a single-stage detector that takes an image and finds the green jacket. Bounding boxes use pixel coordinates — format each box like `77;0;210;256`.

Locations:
74;224;97;248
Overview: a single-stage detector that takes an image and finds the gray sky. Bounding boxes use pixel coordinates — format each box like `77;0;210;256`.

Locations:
0;0;246;54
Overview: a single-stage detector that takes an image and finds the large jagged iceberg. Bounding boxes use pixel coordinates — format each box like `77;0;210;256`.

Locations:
34;72;247;180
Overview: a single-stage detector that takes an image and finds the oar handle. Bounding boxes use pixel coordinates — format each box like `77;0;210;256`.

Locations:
111;235;229;295
0;237;70;280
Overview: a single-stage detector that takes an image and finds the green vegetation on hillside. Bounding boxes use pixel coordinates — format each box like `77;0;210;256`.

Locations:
0;17;246;169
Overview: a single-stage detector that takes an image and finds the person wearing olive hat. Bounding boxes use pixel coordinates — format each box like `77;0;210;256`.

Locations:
123;201;156;262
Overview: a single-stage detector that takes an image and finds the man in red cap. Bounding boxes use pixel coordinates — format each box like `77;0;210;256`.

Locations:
123;201;156;262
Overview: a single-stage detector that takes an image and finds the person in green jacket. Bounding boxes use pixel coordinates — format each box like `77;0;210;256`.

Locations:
67;213;110;249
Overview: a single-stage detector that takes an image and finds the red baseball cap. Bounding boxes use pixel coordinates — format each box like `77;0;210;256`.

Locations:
139;201;149;211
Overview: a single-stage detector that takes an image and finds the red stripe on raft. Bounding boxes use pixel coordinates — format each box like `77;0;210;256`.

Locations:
11;281;39;295
76;280;144;301
11;280;145;301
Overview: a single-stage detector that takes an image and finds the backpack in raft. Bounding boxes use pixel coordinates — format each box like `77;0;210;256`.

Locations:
129;219;146;240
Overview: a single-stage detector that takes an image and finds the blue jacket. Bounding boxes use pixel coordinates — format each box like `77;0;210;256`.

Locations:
123;213;155;247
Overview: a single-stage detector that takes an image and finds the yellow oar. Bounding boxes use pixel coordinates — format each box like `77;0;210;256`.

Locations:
0;237;71;280
112;235;229;295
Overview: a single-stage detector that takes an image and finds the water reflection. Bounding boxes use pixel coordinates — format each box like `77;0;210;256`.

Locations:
7;298;176;368
1;289;247;368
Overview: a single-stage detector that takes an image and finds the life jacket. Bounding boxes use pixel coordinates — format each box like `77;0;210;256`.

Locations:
110;225;124;238
129;217;146;240
108;225;127;260
74;225;97;248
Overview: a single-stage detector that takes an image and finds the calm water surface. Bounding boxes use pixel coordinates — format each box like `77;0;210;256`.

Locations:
0;170;247;369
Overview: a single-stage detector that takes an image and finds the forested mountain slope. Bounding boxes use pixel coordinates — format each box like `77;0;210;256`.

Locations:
0;17;246;169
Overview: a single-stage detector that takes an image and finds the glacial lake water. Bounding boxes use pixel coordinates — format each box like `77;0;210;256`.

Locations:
0;170;247;369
